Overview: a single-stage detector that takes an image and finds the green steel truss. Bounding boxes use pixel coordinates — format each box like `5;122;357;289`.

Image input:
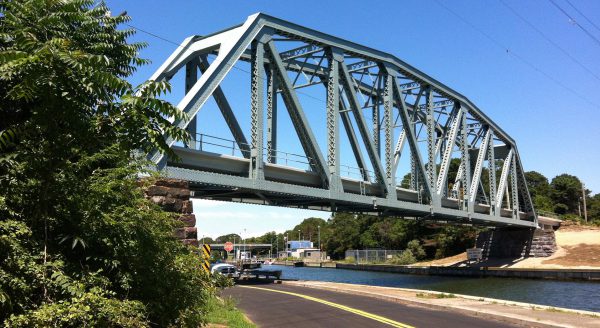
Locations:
147;13;537;228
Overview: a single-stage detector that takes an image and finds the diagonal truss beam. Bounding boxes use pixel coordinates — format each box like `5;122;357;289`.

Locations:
340;101;369;181
198;55;251;158
496;148;514;214
469;128;492;204
340;61;387;190
436;106;463;196
265;40;329;186
387;66;432;197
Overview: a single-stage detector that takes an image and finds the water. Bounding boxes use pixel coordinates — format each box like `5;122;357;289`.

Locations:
262;265;600;312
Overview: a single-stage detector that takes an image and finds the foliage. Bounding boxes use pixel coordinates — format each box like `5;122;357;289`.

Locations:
434;226;478;259
406;239;426;261
388;249;417;265
204;297;256;328
525;171;599;223
0;1;218;327
550;174;582;214
216;234;242;244
6;287;148;328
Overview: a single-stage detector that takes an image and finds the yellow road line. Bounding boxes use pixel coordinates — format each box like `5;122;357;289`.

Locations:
238;285;415;328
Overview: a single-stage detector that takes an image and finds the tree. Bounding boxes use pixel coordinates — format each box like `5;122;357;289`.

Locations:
550;174;582;214
525;171;550;199
288;217;329;244
434;226;478;259
0;1;215;326
216;234;241;243
587;194;600;224
525;171;553;212
325;213;361;259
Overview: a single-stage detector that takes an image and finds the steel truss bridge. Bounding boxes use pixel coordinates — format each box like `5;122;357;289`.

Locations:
148;13;537;228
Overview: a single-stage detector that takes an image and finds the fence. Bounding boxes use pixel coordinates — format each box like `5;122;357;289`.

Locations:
345;249;403;264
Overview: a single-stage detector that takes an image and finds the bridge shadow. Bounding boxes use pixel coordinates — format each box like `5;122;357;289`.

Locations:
234;278;287;286
446;257;527;268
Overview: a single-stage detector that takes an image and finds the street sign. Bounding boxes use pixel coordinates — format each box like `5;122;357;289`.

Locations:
202;244;211;272
467;248;483;262
224;242;234;252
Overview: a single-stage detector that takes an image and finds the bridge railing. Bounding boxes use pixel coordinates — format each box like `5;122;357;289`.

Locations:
192;133;378;181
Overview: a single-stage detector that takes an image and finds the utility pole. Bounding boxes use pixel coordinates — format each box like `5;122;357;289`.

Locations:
318;225;321;262
318;225;321;251
582;182;588;223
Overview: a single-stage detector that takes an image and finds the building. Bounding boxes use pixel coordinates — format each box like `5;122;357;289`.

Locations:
278;240;325;261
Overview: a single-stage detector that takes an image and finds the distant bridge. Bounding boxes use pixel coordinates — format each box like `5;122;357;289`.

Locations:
148;13;537;228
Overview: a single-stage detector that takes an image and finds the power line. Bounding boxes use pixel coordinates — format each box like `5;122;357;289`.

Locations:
547;0;600;49
432;0;600;110
564;0;600;34
498;0;600;82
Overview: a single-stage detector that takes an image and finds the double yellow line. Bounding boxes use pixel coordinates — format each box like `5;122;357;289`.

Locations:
238;285;414;328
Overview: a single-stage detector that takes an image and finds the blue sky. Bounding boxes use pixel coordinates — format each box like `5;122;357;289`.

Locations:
106;0;600;238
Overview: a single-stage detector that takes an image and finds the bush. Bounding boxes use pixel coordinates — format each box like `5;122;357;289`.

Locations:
434;226;478;259
407;240;426;260
388;250;417;265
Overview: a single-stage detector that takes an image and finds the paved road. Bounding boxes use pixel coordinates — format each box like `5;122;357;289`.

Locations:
222;283;519;328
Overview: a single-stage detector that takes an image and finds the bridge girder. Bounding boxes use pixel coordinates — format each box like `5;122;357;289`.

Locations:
147;13;537;228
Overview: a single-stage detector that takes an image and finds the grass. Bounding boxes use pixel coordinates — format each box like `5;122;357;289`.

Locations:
205;296;256;328
415;292;456;299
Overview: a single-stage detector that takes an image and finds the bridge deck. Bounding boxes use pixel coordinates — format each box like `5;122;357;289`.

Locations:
168;147;533;227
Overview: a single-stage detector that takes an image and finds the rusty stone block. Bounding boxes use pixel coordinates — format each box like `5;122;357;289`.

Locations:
145;185;170;197
177;214;196;227
149;195;166;205
161;197;183;212
182;239;199;247
174;227;197;239
166;187;190;200
181;200;193;214
174;228;186;239
184;227;197;239
155;178;189;189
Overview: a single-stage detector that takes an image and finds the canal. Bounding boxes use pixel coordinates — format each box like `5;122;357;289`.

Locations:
263;265;600;312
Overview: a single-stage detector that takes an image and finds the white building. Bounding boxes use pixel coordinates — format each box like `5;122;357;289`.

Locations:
278;240;324;260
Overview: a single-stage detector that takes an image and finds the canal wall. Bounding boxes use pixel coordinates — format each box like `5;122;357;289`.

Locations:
336;263;600;281
273;261;336;268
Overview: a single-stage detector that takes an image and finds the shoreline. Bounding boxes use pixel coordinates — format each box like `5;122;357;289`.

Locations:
336;263;600;281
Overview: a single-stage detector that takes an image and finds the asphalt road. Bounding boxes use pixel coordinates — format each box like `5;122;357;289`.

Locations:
222;283;520;328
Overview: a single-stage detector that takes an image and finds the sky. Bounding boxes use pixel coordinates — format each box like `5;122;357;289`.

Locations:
105;0;600;238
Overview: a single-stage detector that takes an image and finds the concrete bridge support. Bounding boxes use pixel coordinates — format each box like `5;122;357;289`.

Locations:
476;227;557;259
144;178;198;246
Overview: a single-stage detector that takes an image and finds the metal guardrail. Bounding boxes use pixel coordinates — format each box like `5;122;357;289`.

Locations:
193;133;379;181
536;210;561;219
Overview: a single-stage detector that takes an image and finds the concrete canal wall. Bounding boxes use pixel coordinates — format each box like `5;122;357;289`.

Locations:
336;263;600;281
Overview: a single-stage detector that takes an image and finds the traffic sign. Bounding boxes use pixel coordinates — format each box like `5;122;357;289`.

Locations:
201;244;211;272
224;241;234;252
